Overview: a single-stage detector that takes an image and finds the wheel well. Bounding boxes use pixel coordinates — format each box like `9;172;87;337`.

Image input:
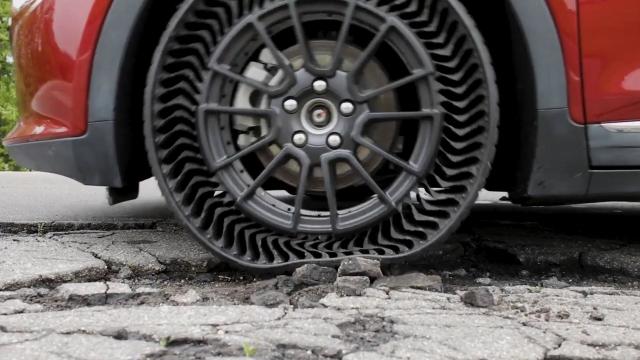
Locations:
459;0;538;193
122;0;537;193
114;0;184;183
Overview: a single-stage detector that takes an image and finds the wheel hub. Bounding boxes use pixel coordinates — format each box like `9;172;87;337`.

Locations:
237;42;399;192
301;98;338;134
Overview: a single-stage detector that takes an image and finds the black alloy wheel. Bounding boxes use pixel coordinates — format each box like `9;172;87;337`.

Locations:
145;0;499;271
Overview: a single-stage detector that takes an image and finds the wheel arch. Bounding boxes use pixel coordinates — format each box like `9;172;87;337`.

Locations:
87;0;183;187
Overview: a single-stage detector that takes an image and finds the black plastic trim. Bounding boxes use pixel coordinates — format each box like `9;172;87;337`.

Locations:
510;108;590;204
588;124;640;168
6;122;126;187
511;108;640;205
589;170;640;201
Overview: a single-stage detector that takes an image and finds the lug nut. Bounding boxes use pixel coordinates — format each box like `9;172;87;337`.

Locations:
283;98;299;113
312;79;328;94
292;132;308;147
327;133;343;149
339;101;356;116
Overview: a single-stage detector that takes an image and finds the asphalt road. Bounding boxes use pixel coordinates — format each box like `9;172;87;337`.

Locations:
0;172;173;223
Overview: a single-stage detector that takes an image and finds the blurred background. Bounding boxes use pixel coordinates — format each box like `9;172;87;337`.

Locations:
1;1;20;171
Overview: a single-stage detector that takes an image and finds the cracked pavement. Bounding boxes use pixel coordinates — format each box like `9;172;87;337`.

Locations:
1;174;640;359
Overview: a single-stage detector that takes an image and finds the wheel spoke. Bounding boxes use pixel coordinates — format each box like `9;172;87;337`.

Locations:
250;18;296;82
355;139;422;176
321;156;339;232
341;152;395;209
325;151;395;210
351;109;441;176
357;69;432;102
291;154;311;232
348;22;392;87
199;104;276;118
199;104;278;172
288;0;323;74
329;0;358;74
215;133;277;172
356;109;441;124
209;16;295;96
237;146;293;204
209;64;276;95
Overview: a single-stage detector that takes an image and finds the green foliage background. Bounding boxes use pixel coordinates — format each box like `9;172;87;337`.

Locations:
0;0;20;170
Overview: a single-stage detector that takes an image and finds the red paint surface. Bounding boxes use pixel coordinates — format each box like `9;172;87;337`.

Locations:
580;0;640;123
4;0;112;145
547;0;585;124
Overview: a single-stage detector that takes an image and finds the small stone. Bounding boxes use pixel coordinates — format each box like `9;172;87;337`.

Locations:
276;275;296;295
335;276;370;297
461;288;497;308
116;266;134;279
520;270;531;277
475;278;493;285
250;290;290;307
0;299;43;315
374;273;443;292
590;310;606;321
293;264;338;286
296;297;324;309
170;289;202;304
541;277;570;289
337;258;384;280
556;309;571;320
290;284;335;308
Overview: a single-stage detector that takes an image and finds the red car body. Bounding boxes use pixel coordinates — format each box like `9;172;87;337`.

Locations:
5;0;640;204
6;0;111;144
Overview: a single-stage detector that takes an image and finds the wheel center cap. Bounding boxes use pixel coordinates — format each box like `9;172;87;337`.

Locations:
300;98;339;134
310;106;330;127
